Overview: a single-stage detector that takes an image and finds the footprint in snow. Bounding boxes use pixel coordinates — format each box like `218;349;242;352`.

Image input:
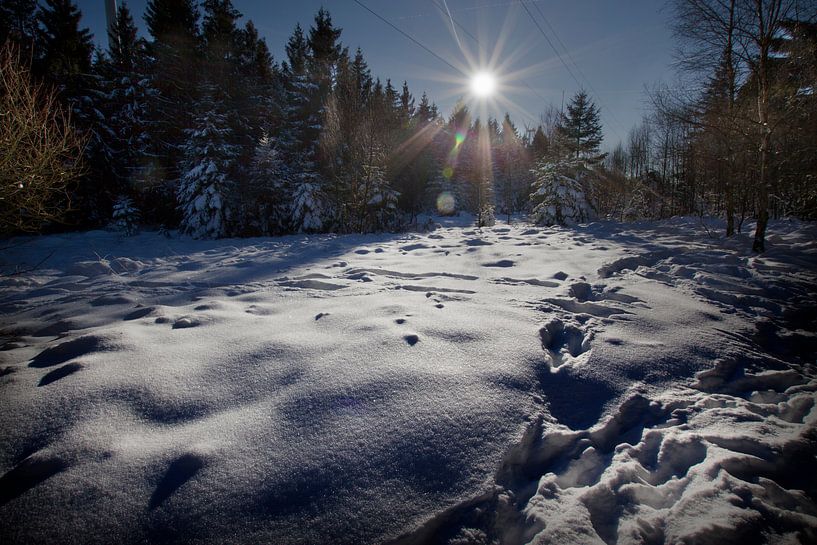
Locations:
483;259;515;268
149;454;205;510
395;318;406;324
38;362;83;386
123;306;155;321
29;335;106;368
404;334;420;346
0;455;68;507
315;312;330;320
172;316;200;329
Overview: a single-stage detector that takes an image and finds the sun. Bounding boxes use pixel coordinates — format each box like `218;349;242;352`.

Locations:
470;71;496;98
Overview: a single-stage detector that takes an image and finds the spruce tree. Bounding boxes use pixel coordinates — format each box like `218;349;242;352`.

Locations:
103;2;156;201
244;134;289;235
36;0;93;97
0;0;38;57
556;90;603;159
177;90;238;238
144;0;200;203
282;23;324;231
307;7;342;100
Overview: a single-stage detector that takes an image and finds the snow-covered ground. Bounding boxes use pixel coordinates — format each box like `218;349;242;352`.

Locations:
1;217;815;544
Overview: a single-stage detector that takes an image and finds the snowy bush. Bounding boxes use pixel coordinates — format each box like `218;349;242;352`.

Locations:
529;158;594;226
111;195;140;235
290;171;325;232
477;201;496;227
363;163;401;232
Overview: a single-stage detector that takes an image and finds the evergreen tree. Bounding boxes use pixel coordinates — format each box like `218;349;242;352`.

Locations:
36;0;93;97
36;0;113;224
497;113;529;222
237;21;280;137
350;47;372;105
177;91;238;238
307;7;342;99
556;90;603;159
144;0;200;203
529;157;595;226
102;2;157;203
416;92;436;124
282;23;324;231
201;0;240;90
530;126;549;159
244;134;289;235
0;0;38;57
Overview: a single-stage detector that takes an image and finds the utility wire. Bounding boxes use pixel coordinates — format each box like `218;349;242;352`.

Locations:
352;0;462;74
519;0;582;90
530;2;628;139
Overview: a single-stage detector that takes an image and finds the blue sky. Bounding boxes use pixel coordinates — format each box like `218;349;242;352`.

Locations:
74;0;677;148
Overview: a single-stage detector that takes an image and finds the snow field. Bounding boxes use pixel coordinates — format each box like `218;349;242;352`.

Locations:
1;217;815;544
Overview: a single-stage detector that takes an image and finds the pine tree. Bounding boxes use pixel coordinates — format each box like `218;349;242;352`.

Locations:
556;90;603;159
201;0;240;90
112;195;141;235
0;0;38;58
307;7;342;100
36;0;93;97
281;23;324;231
177;91;238;238
144;0;201;201
498;113;529;222
350;47;372;106
530;126;549;159
244;134;289;235
102;3;157;201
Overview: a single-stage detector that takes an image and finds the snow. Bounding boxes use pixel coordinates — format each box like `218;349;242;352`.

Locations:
0;217;815;544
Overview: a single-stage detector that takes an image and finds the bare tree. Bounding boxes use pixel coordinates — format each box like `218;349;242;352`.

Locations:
669;0;806;250
0;44;86;234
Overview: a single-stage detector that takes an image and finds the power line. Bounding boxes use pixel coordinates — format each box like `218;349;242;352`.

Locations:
530;2;628;139
351;0;462;74
518;0;583;90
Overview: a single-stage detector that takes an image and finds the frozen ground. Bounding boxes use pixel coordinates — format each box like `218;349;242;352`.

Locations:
0;217;815;544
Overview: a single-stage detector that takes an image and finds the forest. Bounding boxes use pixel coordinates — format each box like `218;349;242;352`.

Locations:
1;0;815;252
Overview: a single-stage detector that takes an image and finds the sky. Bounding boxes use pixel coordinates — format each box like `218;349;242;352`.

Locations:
74;0;678;148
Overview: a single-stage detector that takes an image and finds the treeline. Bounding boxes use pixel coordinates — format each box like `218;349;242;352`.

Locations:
0;0;547;238
2;1;813;252
597;0;816;251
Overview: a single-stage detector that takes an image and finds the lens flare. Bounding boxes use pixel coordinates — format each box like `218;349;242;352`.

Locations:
454;132;466;146
442;166;454;179
436;192;456;215
470;72;496;98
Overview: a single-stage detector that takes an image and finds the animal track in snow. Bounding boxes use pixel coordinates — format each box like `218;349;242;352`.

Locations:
38;362;83;386
491;277;559;288
149;453;205;509
29;335;107;368
123;306;155;321
482;260;515;268
0;454;68;507
539;318;592;369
